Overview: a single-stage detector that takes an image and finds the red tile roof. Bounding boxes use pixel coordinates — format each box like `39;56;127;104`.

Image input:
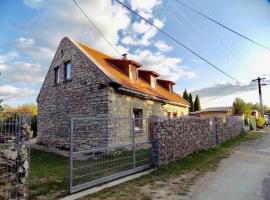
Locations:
72;39;189;107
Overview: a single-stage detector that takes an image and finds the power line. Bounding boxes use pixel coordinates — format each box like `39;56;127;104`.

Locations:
115;0;242;84
173;0;270;52
165;1;242;63
72;0;121;56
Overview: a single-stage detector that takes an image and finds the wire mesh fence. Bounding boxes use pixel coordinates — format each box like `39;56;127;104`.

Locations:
69;117;154;193
0;112;31;200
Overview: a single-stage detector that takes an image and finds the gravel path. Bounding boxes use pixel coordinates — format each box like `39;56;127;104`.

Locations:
186;128;270;200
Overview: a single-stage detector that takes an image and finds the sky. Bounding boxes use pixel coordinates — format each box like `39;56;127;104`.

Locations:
0;0;270;108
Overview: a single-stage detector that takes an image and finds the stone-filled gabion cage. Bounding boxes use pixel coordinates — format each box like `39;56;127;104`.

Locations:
0;112;32;200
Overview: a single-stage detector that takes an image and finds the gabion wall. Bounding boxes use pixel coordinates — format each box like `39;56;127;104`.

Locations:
0;113;31;200
152;116;244;166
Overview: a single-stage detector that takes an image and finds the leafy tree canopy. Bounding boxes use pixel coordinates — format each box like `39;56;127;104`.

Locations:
233;98;252;116
3;103;37;116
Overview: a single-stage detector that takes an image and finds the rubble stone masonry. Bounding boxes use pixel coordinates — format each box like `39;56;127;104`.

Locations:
152;116;244;166
37;38;111;149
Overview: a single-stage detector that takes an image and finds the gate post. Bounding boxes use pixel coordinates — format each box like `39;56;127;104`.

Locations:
131;115;136;168
69;118;74;194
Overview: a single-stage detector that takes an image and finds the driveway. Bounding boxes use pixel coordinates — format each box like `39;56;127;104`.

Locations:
186;128;270;200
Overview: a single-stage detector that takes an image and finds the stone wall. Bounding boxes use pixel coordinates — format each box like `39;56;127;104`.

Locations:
0;122;31;199
37;37;111;149
108;89;189;146
153;116;244;166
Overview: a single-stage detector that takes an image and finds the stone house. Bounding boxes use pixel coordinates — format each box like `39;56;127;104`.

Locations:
37;37;189;149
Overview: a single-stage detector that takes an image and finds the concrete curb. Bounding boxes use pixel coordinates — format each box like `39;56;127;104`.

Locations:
60;169;154;200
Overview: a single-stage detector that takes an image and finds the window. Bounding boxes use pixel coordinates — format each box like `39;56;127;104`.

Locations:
133;108;143;131
54;66;60;84
64;61;71;80
172;113;177;118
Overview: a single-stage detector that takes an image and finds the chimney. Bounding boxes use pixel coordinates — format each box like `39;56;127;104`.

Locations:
122;53;128;60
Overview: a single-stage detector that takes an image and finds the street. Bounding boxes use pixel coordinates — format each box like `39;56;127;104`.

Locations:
187;128;270;200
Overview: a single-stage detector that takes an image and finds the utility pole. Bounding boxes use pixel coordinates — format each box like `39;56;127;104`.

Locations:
252;77;267;116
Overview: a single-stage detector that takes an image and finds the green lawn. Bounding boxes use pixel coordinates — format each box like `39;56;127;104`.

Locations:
29;149;68;199
29;131;265;200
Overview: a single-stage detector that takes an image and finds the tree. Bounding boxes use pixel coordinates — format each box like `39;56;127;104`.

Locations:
3;103;38;137
248;103;270;115
0;99;3;111
194;95;201;112
183;89;189;102
233;98;251;116
188;93;194;112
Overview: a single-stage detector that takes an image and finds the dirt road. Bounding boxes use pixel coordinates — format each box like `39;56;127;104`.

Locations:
186;128;270;200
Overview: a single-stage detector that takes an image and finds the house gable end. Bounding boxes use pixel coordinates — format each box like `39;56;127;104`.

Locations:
37;37;112;103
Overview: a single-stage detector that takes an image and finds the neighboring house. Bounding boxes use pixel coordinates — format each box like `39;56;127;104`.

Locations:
37;37;189;149
192;106;234;118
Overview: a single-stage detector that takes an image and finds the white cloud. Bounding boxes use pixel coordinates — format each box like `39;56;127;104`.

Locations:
22;0;131;57
0;52;18;64
130;0;162;19
11;37;54;62
122;19;164;46
154;40;173;52
131;49;197;81
132;20;150;34
0;85;38;100
23;0;43;9
0;59;45;84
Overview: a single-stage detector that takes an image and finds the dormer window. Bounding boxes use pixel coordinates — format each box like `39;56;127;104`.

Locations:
64;61;71;80
157;79;175;93
129;65;138;81
138;70;159;88
54;66;60;84
151;76;156;88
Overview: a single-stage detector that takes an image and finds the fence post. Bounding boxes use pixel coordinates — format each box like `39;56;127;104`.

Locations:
69;118;74;194
215;118;219;145
131;115;136;169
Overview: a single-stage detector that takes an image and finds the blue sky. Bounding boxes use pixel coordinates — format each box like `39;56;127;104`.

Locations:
0;0;270;108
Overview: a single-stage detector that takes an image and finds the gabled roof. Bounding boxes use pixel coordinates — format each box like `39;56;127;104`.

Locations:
138;70;160;77
70;38;189;107
193;106;234;114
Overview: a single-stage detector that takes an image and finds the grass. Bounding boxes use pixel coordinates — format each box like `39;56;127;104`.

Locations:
28;131;265;200
72;148;152;186
29;149;68;199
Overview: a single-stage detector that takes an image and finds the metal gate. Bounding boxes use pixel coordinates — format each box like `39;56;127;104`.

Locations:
69;117;154;193
0;112;31;200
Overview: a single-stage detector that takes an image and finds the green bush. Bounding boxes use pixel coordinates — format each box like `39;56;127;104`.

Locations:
256;116;265;127
244;117;249;126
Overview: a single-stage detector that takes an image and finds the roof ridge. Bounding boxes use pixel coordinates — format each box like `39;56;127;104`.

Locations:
74;39;114;59
68;37;189;107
